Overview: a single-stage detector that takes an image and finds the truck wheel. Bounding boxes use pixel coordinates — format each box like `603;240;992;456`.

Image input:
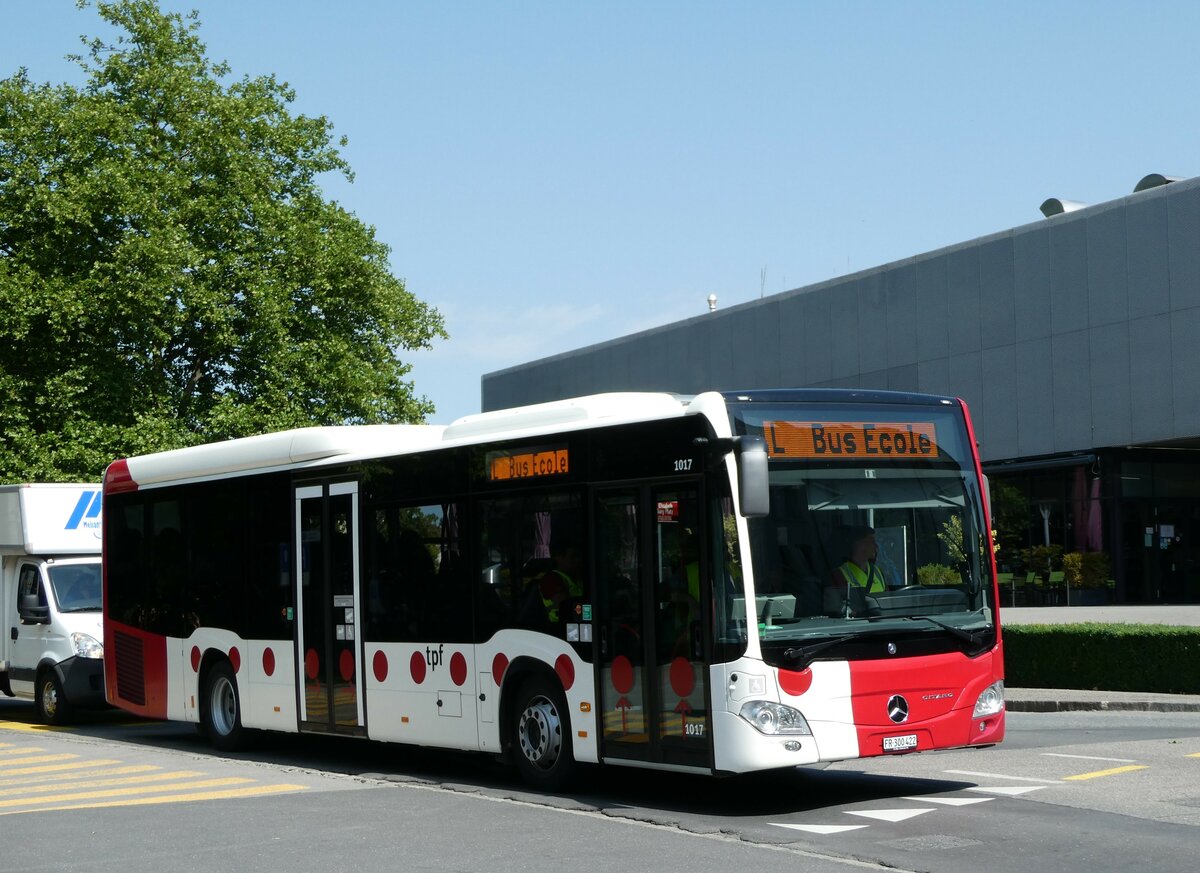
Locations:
511;674;575;791
201;660;247;752
35;669;71;725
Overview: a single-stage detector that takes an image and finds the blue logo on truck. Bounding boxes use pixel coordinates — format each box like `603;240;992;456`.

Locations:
66;491;103;530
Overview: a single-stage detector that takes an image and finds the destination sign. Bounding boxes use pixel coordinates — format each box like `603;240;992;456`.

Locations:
763;421;938;459
487;446;570;481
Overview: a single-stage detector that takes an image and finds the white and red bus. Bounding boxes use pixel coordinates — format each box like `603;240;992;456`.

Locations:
102;389;1004;789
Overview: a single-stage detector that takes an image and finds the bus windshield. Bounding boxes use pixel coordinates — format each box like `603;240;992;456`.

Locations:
730;398;995;667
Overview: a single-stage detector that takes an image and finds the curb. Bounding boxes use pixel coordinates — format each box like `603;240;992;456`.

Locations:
1007;699;1200;713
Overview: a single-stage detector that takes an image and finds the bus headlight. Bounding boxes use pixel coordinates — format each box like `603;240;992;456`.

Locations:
71;633;104;660
739;700;813;735
973;680;1005;717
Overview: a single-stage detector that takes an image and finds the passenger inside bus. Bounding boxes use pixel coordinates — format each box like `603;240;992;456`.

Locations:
661;531;701;658
519;536;585;628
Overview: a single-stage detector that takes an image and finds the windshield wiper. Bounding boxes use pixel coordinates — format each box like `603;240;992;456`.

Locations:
901;615;991;647
783;634;856;668
781;618;993;668
781;626;901;668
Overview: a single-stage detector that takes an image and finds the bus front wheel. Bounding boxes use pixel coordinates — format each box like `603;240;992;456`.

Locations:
202;660;246;752
511;675;575;791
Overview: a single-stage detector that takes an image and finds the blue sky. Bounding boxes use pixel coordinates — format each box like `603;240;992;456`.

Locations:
4;1;1198;424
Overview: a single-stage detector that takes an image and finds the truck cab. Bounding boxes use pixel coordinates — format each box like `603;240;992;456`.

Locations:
1;484;105;723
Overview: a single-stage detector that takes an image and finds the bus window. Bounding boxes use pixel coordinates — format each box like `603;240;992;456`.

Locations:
364;503;466;643
476;492;588;655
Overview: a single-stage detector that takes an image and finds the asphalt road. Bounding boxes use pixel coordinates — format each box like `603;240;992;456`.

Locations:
2;699;1198;873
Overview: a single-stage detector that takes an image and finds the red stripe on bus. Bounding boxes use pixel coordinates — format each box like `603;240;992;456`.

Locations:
103;458;137;493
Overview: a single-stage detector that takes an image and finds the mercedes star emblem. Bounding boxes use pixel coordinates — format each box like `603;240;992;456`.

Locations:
887;694;910;724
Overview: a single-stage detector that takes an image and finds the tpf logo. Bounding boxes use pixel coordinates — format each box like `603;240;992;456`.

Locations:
66;491;103;531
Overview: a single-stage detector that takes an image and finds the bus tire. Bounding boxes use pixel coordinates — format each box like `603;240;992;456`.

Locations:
35;668;70;726
511;674;575;791
202;660;247;752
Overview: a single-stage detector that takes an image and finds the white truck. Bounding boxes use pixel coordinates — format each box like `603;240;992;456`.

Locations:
0;483;105;723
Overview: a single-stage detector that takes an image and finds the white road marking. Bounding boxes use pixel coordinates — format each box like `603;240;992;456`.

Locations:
902;795;993;806
771;823;869;835
845;808;935;823
966;786;1046;796
945;769;1061;784
1041;753;1137;763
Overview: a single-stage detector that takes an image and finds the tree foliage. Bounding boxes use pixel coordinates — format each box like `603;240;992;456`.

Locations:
0;0;445;481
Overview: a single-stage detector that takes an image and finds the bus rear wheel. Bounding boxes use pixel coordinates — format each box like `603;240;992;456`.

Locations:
512;675;575;791
202;660;247;752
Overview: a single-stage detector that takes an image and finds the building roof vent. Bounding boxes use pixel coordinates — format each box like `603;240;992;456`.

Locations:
1134;173;1182;193
1039;198;1087;218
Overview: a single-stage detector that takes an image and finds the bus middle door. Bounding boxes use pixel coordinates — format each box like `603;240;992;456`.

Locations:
595;482;711;772
295;482;366;735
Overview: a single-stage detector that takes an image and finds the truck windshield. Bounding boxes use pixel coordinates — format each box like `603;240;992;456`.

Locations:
729;398;996;666
48;563;102;612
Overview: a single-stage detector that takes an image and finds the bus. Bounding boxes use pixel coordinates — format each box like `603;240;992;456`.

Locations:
101;389;1004;789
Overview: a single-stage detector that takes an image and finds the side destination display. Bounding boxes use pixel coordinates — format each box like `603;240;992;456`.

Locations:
763;421;938;459
487;446;570;481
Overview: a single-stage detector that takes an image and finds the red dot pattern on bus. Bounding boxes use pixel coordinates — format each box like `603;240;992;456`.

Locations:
373;650;388;683
555;654;575;691
190;646;201;673
778;667;813;697
409;651;426;684
450;652;467;686
305;648;319;680
262;647;275;677
492;653;508;684
611;655;634;694
669;657;694;697
339;649;355;682
229;647;241;673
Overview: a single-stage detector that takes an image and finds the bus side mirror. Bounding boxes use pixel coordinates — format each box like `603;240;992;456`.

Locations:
735;435;769;518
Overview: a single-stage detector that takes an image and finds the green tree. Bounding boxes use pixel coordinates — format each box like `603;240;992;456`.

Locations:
0;0;445;481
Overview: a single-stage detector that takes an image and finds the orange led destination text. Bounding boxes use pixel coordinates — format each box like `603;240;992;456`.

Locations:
488;448;570;481
763;421;938;459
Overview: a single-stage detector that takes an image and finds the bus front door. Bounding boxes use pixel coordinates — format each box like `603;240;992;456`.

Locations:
595;484;711;771
295;482;366;735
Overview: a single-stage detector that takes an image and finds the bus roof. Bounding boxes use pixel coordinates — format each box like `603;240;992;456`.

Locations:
105;392;703;491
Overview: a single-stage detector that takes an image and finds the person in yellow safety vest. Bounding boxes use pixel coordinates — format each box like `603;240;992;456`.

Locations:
831;526;887;594
539;541;585;623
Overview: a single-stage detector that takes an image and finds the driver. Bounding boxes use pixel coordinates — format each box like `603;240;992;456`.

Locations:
831;526;887;594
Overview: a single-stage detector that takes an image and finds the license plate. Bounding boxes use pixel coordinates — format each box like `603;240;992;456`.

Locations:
883;733;918;752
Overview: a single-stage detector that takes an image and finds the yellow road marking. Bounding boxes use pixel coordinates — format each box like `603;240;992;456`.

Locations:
0;770;206;797
1;747;45;756
0;758;121;777
1187;752;1200;759
1064;765;1148;781
0;720;73;733
0;754;78;768
0;776;255;808
0;764;159;787
0;783;309;815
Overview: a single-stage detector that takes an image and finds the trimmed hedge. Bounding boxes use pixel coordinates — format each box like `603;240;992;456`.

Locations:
1003;623;1200;694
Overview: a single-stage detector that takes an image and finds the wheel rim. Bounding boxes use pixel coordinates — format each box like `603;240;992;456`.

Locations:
210;675;237;736
518;695;562;771
40;679;58;719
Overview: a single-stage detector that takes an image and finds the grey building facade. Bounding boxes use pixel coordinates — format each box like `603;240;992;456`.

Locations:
482;175;1200;606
